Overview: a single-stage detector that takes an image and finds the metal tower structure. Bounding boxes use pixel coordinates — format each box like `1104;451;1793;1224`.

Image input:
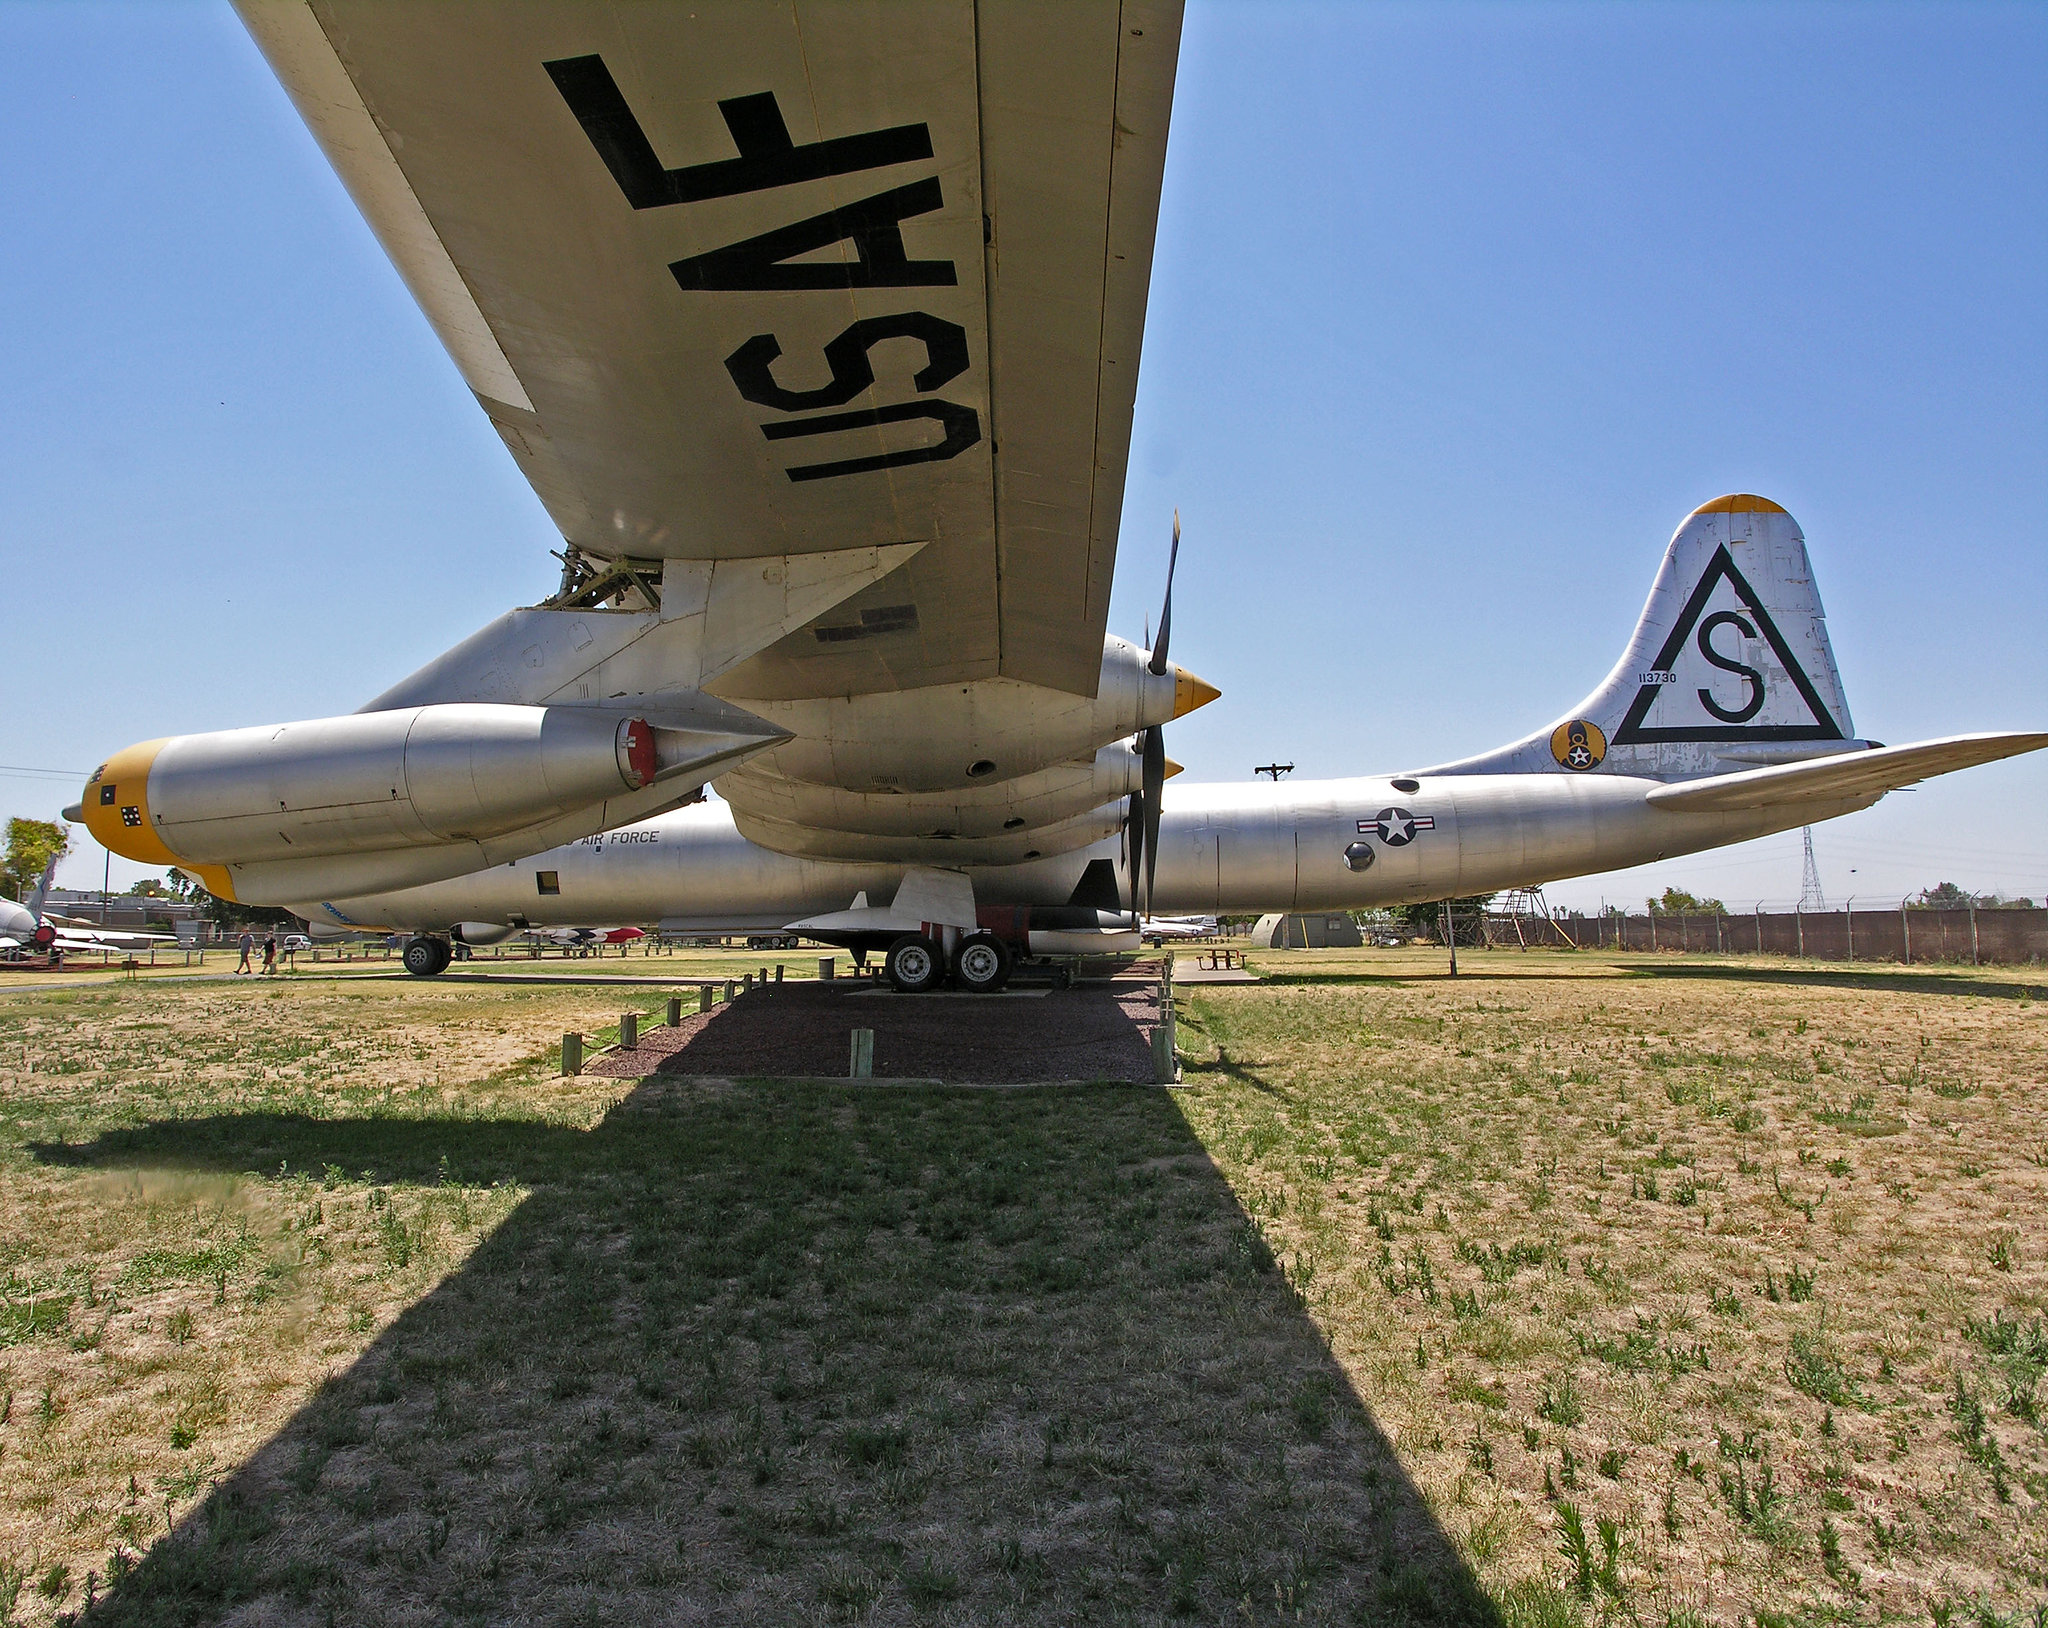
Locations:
1799;826;1826;911
1489;886;1578;948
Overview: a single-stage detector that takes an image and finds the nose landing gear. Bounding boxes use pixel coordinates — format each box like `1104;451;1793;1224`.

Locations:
402;936;453;977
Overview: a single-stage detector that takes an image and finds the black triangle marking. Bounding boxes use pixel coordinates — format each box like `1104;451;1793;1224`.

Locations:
1611;544;1845;744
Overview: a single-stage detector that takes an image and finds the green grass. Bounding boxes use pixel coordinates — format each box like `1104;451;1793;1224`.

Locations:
1;946;2043;1624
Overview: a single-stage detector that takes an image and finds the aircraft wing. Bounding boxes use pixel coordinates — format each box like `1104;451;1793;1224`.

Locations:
49;928;176;953
238;1;1181;699
1644;732;2048;814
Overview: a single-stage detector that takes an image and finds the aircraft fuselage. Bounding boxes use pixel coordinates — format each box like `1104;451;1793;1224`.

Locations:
299;770;1876;937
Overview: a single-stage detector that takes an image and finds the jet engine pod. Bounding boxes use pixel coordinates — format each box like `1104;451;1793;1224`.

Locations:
79;701;779;871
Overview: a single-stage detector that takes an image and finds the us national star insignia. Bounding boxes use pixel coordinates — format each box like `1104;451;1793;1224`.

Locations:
1359;807;1435;846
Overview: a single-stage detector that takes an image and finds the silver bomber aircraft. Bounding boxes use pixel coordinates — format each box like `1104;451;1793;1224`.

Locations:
67;4;2043;990
279;494;2046;987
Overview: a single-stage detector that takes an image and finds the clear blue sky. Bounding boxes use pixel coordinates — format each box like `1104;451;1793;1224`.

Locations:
3;1;2042;911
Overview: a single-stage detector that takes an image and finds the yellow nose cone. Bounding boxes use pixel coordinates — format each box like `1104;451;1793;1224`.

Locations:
80;740;177;866
1162;756;1186;780
1171;668;1221;719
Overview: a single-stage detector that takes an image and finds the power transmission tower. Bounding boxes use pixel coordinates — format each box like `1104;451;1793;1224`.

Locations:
1799;826;1826;911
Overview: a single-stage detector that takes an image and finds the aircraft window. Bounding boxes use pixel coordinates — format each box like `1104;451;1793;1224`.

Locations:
967;760;997;778
536;871;560;896
1391;778;1420;793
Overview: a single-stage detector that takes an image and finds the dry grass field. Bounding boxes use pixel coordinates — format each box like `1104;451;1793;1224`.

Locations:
0;948;2041;1625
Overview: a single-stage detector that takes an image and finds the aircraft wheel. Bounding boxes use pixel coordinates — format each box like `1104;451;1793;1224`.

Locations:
952;932;1010;993
403;936;450;977
884;933;943;993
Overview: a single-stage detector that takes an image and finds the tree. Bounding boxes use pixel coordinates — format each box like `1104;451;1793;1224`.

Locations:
1392;895;1497;945
1648;887;1725;915
2;817;70;902
1913;882;1980;910
203;893;297;930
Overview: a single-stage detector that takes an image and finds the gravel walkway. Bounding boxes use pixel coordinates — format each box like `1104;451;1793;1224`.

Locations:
588;973;1166;1085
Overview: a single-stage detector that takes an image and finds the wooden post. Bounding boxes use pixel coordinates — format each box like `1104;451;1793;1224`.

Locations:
698;985;713;1013
725;979;737;1002
561;1033;582;1077
666;995;683;1026
774;963;784;983
849;1028;874;1079
619;1012;637;1049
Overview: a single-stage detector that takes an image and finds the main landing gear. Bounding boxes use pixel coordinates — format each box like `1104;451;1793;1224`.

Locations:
402;935;453;977
951;931;1010;993
883;930;1013;994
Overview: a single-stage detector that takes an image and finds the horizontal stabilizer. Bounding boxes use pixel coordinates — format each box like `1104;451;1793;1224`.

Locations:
1645;731;2048;814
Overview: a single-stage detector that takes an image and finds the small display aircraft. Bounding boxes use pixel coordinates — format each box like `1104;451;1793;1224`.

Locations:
0;860;178;960
61;5;2043;991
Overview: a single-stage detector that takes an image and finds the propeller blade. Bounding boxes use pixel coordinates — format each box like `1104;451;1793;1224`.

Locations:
1141;725;1165;915
1148;511;1180;676
1125;783;1147;920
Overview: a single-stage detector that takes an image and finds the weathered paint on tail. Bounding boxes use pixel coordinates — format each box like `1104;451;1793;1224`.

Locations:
1426;495;1865;781
24;857;58;924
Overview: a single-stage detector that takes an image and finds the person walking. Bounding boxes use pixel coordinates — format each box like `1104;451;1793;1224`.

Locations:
260;933;277;976
236;931;255;975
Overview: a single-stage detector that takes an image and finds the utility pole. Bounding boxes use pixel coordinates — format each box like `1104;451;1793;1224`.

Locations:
1254;763;1294;781
1799;827;1826;911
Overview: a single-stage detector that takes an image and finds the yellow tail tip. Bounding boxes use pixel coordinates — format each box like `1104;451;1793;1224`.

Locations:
1690;493;1787;516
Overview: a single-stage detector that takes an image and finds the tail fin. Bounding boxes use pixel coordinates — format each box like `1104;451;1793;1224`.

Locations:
24;857;58;924
1428;495;1867;780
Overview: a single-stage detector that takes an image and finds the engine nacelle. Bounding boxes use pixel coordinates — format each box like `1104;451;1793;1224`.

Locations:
76;703;745;873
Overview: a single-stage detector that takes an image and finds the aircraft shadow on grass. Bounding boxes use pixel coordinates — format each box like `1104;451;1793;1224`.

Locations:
1628;962;2048;1002
36;1070;1502;1625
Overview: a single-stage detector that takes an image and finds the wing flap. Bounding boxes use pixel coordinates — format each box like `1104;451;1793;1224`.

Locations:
1644;732;2048;814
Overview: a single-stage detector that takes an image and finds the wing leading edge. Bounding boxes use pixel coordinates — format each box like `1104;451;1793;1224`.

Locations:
237;1;1182;698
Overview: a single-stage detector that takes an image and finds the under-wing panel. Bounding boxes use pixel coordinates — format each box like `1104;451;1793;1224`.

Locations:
1644;732;2048;814
238;1;1181;697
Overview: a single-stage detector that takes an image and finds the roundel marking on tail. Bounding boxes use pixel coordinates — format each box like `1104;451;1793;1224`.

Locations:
1551;719;1607;770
